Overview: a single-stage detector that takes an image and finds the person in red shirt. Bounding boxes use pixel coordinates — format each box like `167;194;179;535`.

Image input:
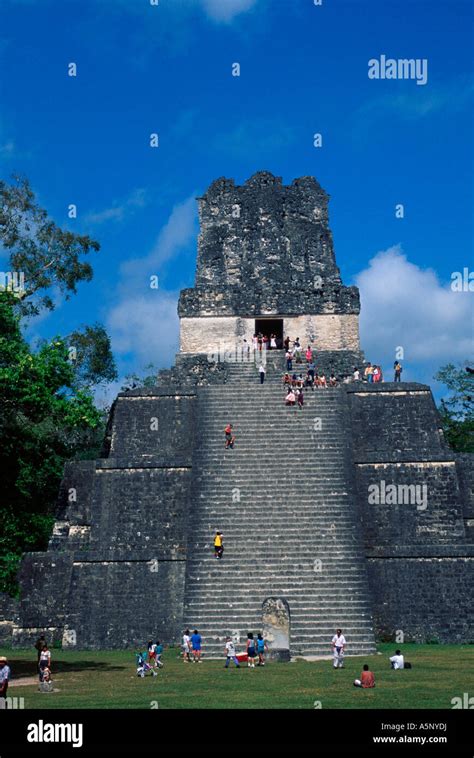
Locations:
354;664;375;688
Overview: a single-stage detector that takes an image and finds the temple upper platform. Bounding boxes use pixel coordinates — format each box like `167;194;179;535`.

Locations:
178;171;360;354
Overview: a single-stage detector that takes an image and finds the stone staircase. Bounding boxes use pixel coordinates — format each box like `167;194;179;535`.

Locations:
183;378;376;658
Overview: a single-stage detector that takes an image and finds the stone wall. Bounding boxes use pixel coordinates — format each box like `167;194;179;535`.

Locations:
179;314;360;353
355;461;465;546
366;547;474;643
12;388;197;649
179;171;360;319
347;383;473;643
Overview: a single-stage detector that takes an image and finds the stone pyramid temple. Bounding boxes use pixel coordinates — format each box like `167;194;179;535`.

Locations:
10;171;473;655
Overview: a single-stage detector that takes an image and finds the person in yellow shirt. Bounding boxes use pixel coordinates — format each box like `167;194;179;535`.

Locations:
214;531;223;559
364;363;374;383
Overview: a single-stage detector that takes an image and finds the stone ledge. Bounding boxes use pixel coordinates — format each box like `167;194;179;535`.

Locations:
366;544;474;558
347;381;431;394
96;458;191;470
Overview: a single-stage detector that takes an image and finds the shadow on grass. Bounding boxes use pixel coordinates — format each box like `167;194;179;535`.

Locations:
10;659;126;679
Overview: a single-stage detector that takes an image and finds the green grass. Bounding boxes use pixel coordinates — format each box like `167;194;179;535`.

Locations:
2;644;473;709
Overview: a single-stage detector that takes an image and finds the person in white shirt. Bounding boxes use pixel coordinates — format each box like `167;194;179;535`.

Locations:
353;368;361;381
182;629;191;662
390;650;404;669
258;364;266;385
224;637;240;668
331;629;346;668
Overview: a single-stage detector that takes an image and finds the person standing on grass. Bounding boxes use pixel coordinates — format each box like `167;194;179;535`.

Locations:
148;639;156;667
182;629;191;662
256;633;268;666
191;629;202;663
224;637;240;669
0;656;10;705
39;643;51;682
354;664;375;688
331;629;346;669
155;640;164;668
34;634;46;669
246;633;257;668
259;363;266;384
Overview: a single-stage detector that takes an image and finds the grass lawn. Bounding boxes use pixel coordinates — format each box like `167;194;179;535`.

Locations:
2;643;473;709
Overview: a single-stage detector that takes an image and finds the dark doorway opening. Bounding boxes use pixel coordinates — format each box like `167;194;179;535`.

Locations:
255;318;284;349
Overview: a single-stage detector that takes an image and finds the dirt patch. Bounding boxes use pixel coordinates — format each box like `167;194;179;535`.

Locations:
10;677;42;687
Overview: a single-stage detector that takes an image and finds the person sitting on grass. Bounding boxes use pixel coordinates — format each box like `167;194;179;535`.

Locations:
390;650;404;669
354;664;375;688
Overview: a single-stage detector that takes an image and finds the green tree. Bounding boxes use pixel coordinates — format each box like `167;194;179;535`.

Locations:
121;363;158;391
0;175;100;316
435;363;474;453
0;292;104;594
67;323;117;389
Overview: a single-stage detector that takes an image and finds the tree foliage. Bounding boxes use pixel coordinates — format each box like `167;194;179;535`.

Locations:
121;363;158;391
0;292;107;593
435;363;474;453
0;175;100;316
67;323;117;389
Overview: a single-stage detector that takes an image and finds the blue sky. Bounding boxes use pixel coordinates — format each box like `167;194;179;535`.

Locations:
0;0;472;400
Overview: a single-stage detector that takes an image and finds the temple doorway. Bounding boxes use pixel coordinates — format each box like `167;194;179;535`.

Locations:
255;318;283;349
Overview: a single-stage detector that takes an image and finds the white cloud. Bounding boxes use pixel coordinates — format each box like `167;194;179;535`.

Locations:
106;194;198;372
355;245;473;381
213;118;295;156
200;0;258;23
85;188;147;225
356;76;474;124
107;291;180;368
119;194;197;288
0;140;15;156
